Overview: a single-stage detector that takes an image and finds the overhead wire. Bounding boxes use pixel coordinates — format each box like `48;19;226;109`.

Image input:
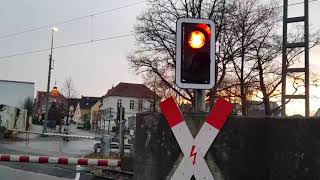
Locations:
1;0;314;41
0;33;134;61
0;0;318;61
0;0;146;40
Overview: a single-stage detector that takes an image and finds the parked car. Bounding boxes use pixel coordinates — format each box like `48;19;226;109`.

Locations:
76;120;91;130
76;121;84;129
32;115;43;125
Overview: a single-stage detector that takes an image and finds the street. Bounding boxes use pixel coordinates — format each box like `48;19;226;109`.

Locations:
0;163;105;180
0;124;107;180
0;165;71;180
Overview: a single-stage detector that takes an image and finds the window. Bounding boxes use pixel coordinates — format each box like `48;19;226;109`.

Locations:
117;99;122;107
138;100;143;111
130;100;134;110
150;101;154;110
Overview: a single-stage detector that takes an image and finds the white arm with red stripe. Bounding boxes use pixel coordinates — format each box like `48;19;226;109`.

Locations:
160;97;233;180
0;154;121;167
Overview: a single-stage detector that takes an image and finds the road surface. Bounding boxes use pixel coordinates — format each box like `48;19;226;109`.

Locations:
0;124;109;179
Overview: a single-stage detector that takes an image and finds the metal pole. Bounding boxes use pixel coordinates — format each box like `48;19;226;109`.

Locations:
43;30;54;133
108;119;110;135
305;0;310;117
194;90;206;112
108;108;111;135
119;107;124;157
281;0;288;117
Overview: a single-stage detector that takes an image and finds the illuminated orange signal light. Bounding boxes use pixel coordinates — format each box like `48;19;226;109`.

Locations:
196;24;211;37
188;30;206;49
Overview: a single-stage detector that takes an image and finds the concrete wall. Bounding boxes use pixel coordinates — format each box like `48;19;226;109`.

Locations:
134;113;320;180
0;80;34;108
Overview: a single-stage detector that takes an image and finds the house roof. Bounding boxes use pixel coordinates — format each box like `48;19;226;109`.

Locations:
247;101;278;108
0;79;34;84
79;96;100;109
104;82;160;99
67;98;81;108
36;91;65;99
315;109;320;117
234;100;281;117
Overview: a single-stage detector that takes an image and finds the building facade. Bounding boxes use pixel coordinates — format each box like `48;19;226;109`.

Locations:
90;99;102;128
0;80;34;108
100;82;160;129
72;96;100;127
34;91;65;118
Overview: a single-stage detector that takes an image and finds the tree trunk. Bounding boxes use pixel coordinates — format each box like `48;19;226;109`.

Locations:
257;57;272;116
240;89;247;116
240;35;247;116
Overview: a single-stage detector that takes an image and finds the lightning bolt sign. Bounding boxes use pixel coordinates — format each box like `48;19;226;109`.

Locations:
160;97;233;180
190;145;197;165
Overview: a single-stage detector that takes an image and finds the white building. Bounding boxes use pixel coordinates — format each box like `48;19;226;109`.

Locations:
100;82;160;129
0;80;34;108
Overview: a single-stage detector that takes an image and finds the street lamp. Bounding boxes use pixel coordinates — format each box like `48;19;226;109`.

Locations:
43;27;59;133
52;27;59;32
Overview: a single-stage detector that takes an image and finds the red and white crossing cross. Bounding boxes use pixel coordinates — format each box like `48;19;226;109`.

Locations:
160;97;233;180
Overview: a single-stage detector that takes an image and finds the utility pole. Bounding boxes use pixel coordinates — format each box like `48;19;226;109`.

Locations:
43;28;57;133
119;107;125;157
107;108;111;135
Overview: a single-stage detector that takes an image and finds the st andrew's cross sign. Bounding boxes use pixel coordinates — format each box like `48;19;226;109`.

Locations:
160;97;233;180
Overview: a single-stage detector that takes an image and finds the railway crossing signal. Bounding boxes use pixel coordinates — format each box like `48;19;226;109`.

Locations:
176;18;216;89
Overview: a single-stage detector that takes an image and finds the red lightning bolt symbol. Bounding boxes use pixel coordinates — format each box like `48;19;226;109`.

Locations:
190;145;197;165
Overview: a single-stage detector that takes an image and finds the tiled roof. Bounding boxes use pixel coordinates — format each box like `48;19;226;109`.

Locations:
36;91;65;99
79;96;100;109
67;98;81;108
104;82;160;99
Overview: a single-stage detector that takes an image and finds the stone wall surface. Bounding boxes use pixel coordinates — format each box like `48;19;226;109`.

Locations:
133;112;320;180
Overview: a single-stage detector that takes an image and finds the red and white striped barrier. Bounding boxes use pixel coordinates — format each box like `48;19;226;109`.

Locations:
160;97;233;180
43;133;98;140
7;129;100;140
0;154;121;167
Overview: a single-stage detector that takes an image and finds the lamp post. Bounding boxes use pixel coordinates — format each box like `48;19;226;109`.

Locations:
43;27;59;133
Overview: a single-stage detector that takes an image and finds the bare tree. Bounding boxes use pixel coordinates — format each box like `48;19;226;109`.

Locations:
61;77;77;99
216;0;320;115
251;24;320;115
212;0;280;115
143;71;175;100
61;77;78;128
130;0;320;116
129;0;236;104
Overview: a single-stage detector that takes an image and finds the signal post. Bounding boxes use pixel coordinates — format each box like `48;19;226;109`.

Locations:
175;18;216;112
134;18;231;180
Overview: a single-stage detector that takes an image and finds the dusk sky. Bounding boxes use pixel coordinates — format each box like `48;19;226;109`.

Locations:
0;0;319;115
0;0;146;97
